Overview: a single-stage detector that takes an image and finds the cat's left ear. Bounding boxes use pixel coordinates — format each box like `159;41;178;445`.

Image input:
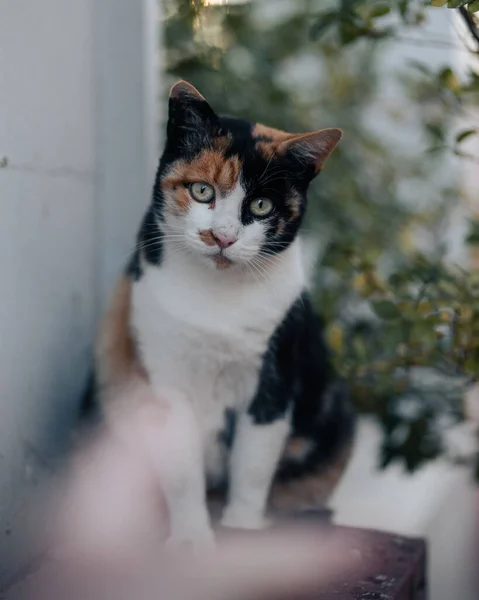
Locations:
281;128;342;176
167;80;220;139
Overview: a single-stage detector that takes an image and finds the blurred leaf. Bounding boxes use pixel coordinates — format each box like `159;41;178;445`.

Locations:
469;0;479;12
466;220;479;244
462;71;479;92
310;11;338;40
430;0;448;5
327;323;345;353
417;301;435;316
426;144;446;155
339;19;364;44
353;336;368;360
446;0;468;7
456;129;477;143
438;67;459;92
398;0;409;19
370;4;391;17
371;300;402;320
425;122;445;141
411;320;438;348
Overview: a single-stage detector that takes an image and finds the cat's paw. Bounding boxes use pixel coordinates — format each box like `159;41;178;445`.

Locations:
221;508;271;531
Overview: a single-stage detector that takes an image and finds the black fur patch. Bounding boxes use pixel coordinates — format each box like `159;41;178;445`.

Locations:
79;370;100;423
249;293;355;479
126;205;164;280
277;380;355;481
126;250;142;281
218;409;237;449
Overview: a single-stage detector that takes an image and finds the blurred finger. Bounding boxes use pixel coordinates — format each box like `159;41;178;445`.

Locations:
172;525;357;600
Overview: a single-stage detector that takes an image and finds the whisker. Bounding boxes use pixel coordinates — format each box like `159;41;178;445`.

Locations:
242;259;263;287
260;167;289;180
122;231;198;264
258;153;276;185
258;173;290;187
246;259;269;288
248;256;277;286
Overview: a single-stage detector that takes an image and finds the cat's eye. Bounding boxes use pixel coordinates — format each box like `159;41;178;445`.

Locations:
250;198;274;217
189;182;215;203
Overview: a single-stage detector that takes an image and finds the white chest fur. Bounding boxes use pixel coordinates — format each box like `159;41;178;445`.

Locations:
131;241;305;480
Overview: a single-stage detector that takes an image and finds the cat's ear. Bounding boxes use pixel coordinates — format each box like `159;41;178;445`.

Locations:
167;80;220;139
281;128;342;175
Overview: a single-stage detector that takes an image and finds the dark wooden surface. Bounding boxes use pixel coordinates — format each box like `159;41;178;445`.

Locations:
314;525;426;600
255;509;427;600
212;502;428;600
0;517;427;600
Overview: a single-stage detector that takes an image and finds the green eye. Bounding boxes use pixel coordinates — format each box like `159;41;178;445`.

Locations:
189;182;215;203
250;198;274;217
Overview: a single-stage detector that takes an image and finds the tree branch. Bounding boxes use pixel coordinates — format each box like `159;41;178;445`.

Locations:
459;6;479;52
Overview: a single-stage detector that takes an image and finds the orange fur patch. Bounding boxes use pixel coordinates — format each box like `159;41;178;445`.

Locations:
253;123;296;142
96;276;146;402
207;443;353;519
198;229;217;247
253;124;342;174
163;185;191;216
161;146;242;215
253;123;297;160
270;444;353;512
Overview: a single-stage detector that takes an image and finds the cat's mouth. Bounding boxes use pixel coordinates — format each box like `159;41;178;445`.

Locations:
212;251;233;270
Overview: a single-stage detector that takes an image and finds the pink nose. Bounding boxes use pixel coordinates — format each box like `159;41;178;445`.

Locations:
212;231;237;249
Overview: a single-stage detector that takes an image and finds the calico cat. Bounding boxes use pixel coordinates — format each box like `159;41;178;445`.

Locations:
94;81;354;547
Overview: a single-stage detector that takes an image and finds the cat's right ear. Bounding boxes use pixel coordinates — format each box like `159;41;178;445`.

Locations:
167;81;219;140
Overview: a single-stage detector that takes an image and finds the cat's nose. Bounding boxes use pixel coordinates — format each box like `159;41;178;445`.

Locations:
212;231;238;249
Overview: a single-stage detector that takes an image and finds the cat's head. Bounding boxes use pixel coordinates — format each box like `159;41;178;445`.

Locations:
154;81;341;270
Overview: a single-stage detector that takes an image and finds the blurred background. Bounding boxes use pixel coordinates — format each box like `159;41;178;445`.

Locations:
1;0;479;597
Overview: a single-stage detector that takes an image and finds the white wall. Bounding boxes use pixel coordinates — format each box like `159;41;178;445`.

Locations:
93;0;161;303
0;0;159;575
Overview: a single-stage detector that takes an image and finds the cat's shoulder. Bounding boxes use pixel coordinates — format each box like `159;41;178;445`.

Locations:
280;291;323;329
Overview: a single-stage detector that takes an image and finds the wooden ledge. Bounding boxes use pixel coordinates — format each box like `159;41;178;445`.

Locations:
0;518;427;600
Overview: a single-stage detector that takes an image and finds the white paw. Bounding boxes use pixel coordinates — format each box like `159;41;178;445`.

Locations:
221;508;271;531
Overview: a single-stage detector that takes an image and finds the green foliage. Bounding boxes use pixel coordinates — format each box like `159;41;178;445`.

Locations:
443;0;479;12
466;219;479;244
164;0;479;475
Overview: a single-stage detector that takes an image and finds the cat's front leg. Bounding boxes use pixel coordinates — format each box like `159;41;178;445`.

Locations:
221;412;290;530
